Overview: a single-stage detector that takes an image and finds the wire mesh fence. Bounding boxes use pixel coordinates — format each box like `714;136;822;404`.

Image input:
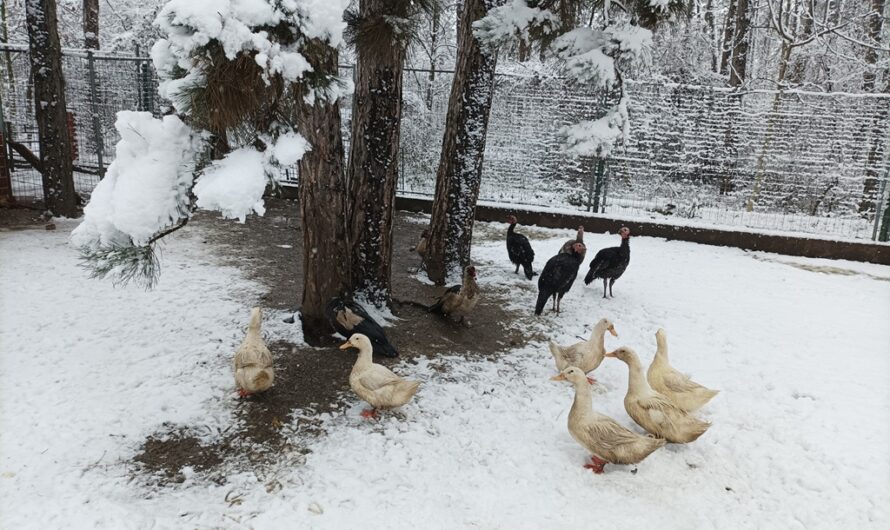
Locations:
0;44;161;201
2;44;889;241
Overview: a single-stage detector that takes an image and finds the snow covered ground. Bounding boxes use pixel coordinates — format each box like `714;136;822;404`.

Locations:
1;219;889;529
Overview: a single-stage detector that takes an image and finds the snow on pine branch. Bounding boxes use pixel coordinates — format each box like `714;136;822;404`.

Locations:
554;24;652;89
473;0;560;48
152;0;349;105
71;112;204;250
560;97;630;158
74;0;343;288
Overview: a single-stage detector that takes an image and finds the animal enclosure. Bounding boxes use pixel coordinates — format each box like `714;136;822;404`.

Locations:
1;44;888;241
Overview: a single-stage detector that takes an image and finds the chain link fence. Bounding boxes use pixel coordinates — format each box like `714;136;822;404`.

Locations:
2;44;889;241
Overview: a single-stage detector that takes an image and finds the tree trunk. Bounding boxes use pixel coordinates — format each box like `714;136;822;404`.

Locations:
859;0;887;213
298;45;351;344
346;0;407;306
719;0;737;75
862;0;885;92
423;0;499;284
426;2;440;110
705;0;717;72
728;0;751;87
83;0;99;49
746;42;792;212
25;0;77;217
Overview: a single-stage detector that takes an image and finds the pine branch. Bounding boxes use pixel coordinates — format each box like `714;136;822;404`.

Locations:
78;242;161;290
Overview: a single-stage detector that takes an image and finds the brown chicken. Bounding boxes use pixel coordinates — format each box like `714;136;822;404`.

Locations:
428;265;480;325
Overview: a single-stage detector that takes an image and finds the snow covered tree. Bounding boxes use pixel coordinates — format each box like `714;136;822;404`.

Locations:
25;0;77;217
297;40;352;343
72;0;351;342
345;0;434;305
422;0;505;284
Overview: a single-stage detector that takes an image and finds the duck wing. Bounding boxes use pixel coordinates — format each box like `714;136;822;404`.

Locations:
358;364;404;391
660;368;710;394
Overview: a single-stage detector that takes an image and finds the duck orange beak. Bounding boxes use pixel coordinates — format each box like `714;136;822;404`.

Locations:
550;374;566;381
608;325;618;337
604;351;617;358
339;342;352;350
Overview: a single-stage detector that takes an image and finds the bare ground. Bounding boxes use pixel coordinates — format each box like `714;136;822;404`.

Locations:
131;198;544;484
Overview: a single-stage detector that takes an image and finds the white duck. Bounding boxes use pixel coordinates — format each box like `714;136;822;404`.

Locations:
606;346;709;443
552;366;665;473
647;328;719;412
234;307;275;397
548;317;617;383
341;333;420;419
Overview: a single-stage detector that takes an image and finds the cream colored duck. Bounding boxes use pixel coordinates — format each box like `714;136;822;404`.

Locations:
552;366;665;473
341;333;420;418
234;307;275;397
647;329;719;412
606;346;709;443
548;317;617;384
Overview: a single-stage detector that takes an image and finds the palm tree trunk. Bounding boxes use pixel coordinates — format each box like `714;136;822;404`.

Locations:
346;0;408;306
298;45;351;344
423;0;499;284
25;0;77;217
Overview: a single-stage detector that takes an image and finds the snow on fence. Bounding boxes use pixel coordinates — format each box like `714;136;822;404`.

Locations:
2;44;889;241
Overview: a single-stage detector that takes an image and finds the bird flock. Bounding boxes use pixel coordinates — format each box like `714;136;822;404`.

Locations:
233;215;719;474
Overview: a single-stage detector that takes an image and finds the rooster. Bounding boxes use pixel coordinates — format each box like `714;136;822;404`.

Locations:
535;242;586;315
325;297;398;357
559;225;586;256
584;227;631;298
429;265;479;324
506;214;535;280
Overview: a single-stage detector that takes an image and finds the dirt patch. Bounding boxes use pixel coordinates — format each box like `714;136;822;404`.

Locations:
135;433;226;483
0;204;50;230
133;197;538;484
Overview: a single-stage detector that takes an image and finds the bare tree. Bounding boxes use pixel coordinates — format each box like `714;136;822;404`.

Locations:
25;0;77;216
728;0;751;86
423;0;501;284
83;0;98;48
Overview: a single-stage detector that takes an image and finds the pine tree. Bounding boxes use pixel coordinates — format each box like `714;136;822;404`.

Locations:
74;1;353;345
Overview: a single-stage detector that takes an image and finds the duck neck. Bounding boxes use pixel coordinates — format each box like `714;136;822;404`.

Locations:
247;309;262;339
654;333;669;364
588;323;607;353
570;381;593;420
353;345;374;369
624;353;651;394
464;275;478;298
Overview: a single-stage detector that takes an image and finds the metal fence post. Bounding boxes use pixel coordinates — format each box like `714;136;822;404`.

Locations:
85;50;105;177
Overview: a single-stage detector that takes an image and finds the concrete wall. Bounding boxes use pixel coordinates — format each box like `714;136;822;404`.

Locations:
395;196;890;265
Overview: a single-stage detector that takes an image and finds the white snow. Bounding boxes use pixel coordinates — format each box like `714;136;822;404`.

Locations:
194;147;269;223
473;0;560;48
70;112;202;248
271;131;310;166
2;219;889;528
